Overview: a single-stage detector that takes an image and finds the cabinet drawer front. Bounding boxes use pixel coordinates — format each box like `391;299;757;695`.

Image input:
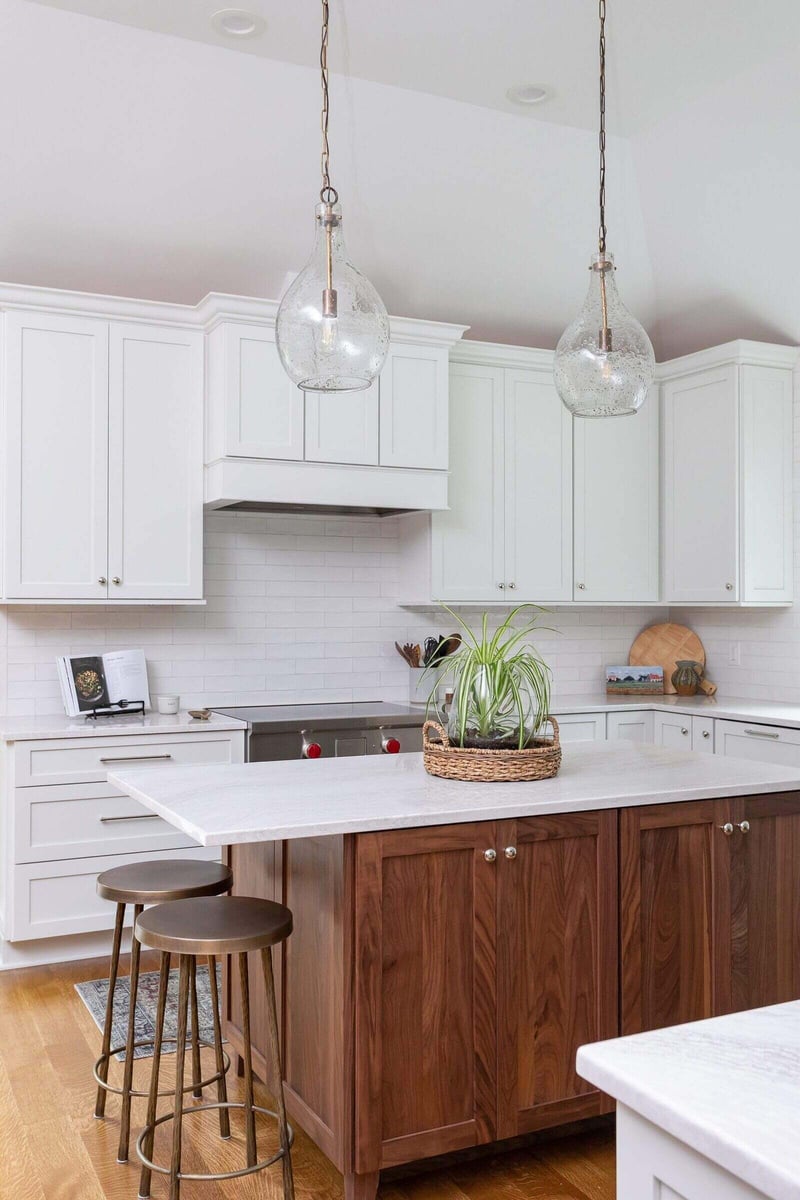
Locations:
715;719;800;765
15;733;240;786
555;713;607;742
14;782;196;864
7;846;221;941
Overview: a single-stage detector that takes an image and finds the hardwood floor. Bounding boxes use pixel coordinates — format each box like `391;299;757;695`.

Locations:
0;954;616;1200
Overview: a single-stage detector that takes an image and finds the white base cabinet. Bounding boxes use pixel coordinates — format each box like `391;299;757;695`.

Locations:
554;712;607;742
607;710;655;743
0;725;245;944
654;712;714;752
715;719;800;767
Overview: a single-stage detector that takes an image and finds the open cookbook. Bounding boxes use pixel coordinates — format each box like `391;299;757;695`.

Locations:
56;649;151;716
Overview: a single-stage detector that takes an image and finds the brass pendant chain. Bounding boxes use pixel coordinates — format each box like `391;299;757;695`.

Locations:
598;0;607;256
320;0;338;206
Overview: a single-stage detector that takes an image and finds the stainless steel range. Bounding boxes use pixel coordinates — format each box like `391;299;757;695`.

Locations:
211;702;425;762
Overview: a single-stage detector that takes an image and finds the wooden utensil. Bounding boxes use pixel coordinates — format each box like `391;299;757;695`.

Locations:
629;622;706;695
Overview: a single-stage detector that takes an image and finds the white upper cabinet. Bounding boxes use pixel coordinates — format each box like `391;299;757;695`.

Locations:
504;369;572;601
208;321;304;462
379;343;449;470
305;380;379;466
431;363;505;601
1;291;204;604
108;323;203;600
574;385;660;602
426;353;572;604
662;343;795;605
4;311;109;599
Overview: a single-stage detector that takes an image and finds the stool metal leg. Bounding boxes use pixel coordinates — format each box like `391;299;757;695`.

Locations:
262;946;295;1200
94;901;125;1118
207;955;230;1138
169;955;191;1200
238;952;258;1168
117;902;143;1162
138;951;171;1200
189;957;203;1100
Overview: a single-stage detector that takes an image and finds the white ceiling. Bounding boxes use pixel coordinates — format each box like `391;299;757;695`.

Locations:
2;0;799;357
26;0;800;134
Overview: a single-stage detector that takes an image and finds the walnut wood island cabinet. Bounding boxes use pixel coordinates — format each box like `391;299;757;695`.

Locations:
223;793;800;1200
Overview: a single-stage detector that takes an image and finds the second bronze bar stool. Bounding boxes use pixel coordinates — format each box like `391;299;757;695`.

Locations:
94;859;234;1163
135;894;295;1200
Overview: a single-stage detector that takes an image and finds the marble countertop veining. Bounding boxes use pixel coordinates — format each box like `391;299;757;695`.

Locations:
0;711;248;741
109;739;800;847
577;1001;800;1200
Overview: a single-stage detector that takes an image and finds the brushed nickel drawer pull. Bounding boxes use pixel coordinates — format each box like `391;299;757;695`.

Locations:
99;753;173;764
743;729;780;739
100;813;161;823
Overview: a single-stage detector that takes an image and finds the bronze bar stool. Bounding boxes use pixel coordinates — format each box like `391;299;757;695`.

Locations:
94;859;234;1163
134;895;295;1200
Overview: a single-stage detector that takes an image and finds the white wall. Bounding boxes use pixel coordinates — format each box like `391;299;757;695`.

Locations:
0;510;664;716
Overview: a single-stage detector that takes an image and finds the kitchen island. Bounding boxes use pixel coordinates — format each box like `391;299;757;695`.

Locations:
110;742;800;1200
577;1001;800;1200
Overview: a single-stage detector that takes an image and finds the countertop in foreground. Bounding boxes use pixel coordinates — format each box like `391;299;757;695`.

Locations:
109;739;800;846
577;1001;800;1200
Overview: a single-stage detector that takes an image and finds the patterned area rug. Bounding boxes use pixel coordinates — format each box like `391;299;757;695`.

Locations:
75;962;222;1060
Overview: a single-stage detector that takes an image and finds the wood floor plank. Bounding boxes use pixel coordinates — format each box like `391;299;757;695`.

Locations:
0;955;616;1199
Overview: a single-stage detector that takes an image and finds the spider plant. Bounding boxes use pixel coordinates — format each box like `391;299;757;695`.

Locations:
429;603;553;750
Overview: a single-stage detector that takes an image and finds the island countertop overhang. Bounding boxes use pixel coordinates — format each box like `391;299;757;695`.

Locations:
108;740;800;847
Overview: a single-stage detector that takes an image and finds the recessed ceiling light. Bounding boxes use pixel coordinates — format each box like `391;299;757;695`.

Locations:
506;84;550;107
211;9;265;39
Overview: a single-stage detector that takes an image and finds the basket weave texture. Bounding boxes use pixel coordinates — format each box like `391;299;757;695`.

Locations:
422;717;561;783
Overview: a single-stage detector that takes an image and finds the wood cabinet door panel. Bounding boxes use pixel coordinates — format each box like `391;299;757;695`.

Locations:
621;800;732;1034
354;823;498;1172
730;793;800;1012
497;811;618;1138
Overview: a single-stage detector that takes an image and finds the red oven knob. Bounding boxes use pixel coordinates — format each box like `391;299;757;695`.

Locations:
382;736;401;754
302;740;322;759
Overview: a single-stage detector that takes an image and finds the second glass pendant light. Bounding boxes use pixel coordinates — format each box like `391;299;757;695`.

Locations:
554;0;654;417
276;1;389;392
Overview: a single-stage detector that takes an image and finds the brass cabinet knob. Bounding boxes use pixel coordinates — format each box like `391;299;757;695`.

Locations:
484;849;497;863
738;820;751;834
98;576;107;585
112;577;121;585
504;846;517;860
720;822;734;836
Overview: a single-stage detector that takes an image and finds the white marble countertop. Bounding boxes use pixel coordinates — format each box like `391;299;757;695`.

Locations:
577;1001;800;1200
551;693;800;728
0;711;248;741
109;739;800;846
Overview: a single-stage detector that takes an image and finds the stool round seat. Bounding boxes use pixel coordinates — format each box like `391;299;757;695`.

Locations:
96;858;232;904
136;895;293;956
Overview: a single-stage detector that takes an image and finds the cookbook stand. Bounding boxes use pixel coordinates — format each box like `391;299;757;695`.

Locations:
84;700;146;720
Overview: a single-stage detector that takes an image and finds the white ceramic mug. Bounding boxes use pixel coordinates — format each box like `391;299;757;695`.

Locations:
155;695;180;715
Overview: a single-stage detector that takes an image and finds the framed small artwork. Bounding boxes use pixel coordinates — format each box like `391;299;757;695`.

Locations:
606;665;664;695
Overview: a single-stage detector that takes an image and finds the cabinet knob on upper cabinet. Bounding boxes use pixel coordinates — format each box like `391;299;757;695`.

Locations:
720;822;735;836
725;583;734;591
484;849;497;863
112;577;121;585
504;846;517;860
98;576;107;585
738;820;751;835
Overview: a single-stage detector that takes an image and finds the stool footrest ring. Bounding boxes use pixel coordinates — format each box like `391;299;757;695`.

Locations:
93;1039;230;1100
136;1102;294;1183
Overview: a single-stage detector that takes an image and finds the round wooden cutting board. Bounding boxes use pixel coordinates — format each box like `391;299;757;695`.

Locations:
629;622;706;695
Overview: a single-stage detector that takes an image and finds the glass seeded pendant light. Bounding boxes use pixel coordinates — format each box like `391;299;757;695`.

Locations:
276;0;389;392
554;0;654;417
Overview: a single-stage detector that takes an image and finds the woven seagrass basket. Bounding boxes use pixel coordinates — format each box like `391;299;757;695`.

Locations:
422;717;561;783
